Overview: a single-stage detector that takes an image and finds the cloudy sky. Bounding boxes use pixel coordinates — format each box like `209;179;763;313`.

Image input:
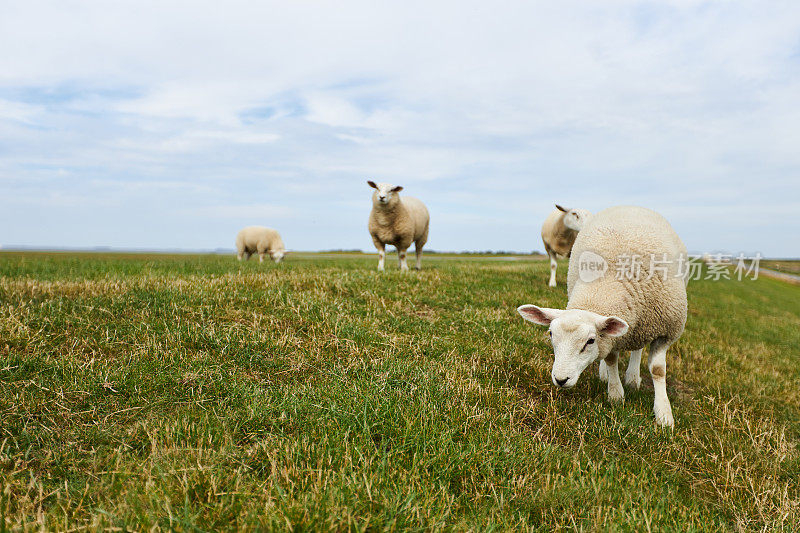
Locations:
1;1;799;256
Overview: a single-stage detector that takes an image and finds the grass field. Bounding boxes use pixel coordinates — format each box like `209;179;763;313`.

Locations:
762;260;800;275
1;251;798;531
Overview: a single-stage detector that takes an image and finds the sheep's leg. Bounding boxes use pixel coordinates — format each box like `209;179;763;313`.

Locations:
547;250;558;287
604;351;624;402
648;339;674;428
598;359;608;382
373;242;386;271
415;227;428;271
256;240;268;263
624;348;643;389
398;247;409;272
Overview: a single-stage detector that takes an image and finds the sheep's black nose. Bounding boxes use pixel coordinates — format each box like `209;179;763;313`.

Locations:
555;377;569;387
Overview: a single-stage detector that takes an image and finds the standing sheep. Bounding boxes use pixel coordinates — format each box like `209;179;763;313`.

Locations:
541;204;592;287
518;206;688;427
236;226;286;263
367;180;430;271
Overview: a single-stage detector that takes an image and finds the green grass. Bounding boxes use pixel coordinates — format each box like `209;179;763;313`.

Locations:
762;260;800;275
1;251;798;531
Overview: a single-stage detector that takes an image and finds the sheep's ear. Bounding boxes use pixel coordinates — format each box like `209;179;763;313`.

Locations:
367;180;378;189
555;204;569;213
597;316;628;337
517;305;563;326
391;185;403;192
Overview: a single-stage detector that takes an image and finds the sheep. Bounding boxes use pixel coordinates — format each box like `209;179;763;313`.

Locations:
367;180;430;271
541;204;592;287
235;226;286;263
518;205;688;427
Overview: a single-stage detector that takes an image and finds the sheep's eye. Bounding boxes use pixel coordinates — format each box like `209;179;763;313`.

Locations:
586;338;595;345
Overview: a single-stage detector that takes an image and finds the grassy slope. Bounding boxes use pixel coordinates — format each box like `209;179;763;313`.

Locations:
0;252;797;531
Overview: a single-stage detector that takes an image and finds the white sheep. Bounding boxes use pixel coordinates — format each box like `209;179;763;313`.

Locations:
541;204;592;287
235;226;286;263
518;205;688;427
367;180;430;271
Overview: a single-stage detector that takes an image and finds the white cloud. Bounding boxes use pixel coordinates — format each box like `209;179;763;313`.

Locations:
189;204;296;220
111;129;280;154
0;99;41;124
304;93;367;129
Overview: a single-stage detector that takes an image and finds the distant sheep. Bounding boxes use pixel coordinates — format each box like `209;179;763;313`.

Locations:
541;204;592;287
367;181;429;271
519;206;688;427
236;226;286;263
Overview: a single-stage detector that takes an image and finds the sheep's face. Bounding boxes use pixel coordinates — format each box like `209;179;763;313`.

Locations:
517;305;628;388
562;208;592;232
270;250;285;263
367;180;403;207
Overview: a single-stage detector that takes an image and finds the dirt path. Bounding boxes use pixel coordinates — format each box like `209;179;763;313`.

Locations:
759;267;800;285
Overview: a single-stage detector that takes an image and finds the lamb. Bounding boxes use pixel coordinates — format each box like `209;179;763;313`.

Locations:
367;180;430;271
541;204;592;287
518;205;688;427
235;226;286;263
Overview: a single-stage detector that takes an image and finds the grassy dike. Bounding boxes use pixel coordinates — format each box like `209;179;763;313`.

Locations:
1;252;798;530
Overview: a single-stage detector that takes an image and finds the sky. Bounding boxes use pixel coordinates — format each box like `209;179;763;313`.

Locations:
1;0;799;256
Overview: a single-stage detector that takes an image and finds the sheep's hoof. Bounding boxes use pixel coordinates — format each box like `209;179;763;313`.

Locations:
654;405;675;428
624;372;641;389
548;279;557;288
608;385;624;403
655;412;675;428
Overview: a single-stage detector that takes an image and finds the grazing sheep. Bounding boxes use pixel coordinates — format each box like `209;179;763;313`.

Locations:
541;204;592;287
367;180;429;271
235;226;286;263
518;205;688;427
